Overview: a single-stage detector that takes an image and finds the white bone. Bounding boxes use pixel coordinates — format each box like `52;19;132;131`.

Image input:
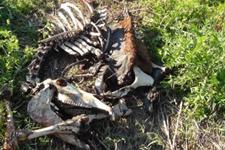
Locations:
28;83;63;126
60;4;84;30
80;35;99;46
63;2;86;25
52;16;66;32
64;41;84;55
92;48;102;56
99;12;107;18
97;8;107;14
59;44;78;55
74;40;89;54
60;4;78;30
20;114;108;141
152;62;167;72
96;23;105;28
90;22;101;36
82;0;93;13
89;31;101;36
77;39;93;52
49;79;113;115
129;66;154;88
103;66;154;98
80;35;92;44
58;11;72;30
90;22;103;47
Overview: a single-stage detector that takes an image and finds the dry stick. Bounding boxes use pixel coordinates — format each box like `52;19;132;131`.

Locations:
94;136;110;150
161;107;173;150
211;141;222;150
172;101;183;150
1;87;19;150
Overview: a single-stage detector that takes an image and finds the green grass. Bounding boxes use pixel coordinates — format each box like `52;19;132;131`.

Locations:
0;0;225;149
139;0;225;120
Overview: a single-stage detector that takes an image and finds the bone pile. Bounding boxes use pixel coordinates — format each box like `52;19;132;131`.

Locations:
19;1;167;149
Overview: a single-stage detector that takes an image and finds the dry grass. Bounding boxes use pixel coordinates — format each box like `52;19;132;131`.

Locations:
0;0;225;149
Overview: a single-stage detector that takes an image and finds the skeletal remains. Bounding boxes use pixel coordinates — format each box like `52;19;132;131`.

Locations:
5;1;168;149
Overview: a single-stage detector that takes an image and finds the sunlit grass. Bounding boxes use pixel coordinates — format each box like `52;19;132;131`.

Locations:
0;0;225;149
140;0;225;120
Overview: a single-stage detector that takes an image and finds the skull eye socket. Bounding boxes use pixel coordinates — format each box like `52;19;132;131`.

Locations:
56;78;67;87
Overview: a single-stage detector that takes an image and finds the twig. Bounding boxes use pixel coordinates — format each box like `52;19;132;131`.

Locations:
161;107;173;149
211;141;222;150
1;86;19;150
94;136;110;150
172;101;183;149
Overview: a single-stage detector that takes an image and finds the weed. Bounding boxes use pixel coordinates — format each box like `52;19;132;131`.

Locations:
0;0;225;149
139;0;225;120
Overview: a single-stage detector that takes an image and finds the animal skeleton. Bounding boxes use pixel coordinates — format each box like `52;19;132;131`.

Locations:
25;1;110;87
23;78;131;149
19;1;168;149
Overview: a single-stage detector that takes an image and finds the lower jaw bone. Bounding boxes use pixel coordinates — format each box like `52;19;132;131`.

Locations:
103;66;154;99
17;114;109;150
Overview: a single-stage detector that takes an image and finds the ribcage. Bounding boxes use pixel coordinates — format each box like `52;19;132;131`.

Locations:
25;1;110;87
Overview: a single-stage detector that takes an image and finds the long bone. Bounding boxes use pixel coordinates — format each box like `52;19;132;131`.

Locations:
17;114;107;141
100;12;168;99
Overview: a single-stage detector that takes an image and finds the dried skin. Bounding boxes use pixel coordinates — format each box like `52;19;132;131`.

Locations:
115;15;137;84
113;14;153;85
135;38;152;74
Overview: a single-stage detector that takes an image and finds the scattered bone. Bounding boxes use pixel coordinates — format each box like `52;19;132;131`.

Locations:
17;104;131;142
102;66;154;99
17;114;107;140
152;62;167;72
21;1;169;149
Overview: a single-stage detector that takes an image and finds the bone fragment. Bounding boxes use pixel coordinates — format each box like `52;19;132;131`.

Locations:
103;66;154;99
